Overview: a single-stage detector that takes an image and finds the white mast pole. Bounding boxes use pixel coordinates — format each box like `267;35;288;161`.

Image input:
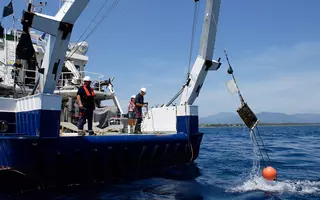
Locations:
13;16;16;62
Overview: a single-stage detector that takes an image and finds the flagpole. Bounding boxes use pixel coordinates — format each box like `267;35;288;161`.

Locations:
12;1;17;98
13;15;16;62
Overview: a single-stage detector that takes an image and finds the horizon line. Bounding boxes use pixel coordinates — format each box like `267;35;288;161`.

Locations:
201;111;320;118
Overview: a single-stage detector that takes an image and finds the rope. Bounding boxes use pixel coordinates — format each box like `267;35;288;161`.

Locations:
66;0;121;59
250;129;267;167
250;128;272;167
189;140;194;164
256;127;272;165
224;50;245;105
187;1;200;77
66;0;111;59
185;1;200;164
65;0;111;58
184;1;200;104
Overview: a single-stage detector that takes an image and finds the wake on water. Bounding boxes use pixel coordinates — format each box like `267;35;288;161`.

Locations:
227;130;320;196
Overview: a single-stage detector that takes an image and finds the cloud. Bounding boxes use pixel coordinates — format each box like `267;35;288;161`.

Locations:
106;40;320;117
196;40;320;116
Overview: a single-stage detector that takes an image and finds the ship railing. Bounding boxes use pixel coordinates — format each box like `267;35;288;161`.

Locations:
21;69;37;88
57;71;105;92
9;68;37;89
6;28;47;47
2;63;106;92
0;63;37;89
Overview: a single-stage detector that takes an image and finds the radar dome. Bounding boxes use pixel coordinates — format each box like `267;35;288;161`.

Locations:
68;41;89;55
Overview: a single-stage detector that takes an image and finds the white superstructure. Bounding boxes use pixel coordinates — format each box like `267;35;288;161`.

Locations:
0;29;89;96
0;2;124;132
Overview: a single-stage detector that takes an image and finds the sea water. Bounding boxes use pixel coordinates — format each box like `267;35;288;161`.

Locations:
6;125;320;199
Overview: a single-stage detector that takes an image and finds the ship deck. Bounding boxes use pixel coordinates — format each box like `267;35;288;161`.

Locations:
59;122;175;136
60;132;176;137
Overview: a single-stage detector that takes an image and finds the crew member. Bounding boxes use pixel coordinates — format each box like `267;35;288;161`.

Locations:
77;76;96;136
11;59;23;84
128;95;136;119
134;88;148;133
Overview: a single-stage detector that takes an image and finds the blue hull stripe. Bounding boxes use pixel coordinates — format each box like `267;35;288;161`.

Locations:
177;116;199;136
0;110;60;137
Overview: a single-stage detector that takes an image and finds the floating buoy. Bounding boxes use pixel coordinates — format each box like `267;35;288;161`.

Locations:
262;166;277;181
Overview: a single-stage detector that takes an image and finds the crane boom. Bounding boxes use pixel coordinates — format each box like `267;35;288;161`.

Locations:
179;0;221;105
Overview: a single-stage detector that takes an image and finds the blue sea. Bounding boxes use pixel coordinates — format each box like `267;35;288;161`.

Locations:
7;126;320;199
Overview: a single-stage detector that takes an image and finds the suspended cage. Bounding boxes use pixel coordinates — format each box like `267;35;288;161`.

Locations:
237;103;258;129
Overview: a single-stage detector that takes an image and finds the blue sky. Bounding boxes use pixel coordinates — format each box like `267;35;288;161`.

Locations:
1;0;320;117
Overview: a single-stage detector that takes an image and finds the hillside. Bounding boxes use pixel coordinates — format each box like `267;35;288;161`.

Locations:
200;112;320;124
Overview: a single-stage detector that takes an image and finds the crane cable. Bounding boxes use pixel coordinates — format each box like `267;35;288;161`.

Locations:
184;0;200;105
66;0;121;59
65;0;111;58
187;1;200;77
225;50;272;168
186;0;200;164
253;127;272;167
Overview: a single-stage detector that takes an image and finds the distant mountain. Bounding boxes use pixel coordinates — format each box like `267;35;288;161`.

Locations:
200;112;241;124
200;112;320;124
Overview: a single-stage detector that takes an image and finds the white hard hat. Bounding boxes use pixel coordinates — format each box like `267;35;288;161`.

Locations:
140;87;146;93
131;95;135;99
83;76;91;82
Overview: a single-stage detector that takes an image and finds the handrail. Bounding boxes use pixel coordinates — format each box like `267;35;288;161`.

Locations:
1;61;107;92
6;28;47;46
79;71;104;79
57;71;106;91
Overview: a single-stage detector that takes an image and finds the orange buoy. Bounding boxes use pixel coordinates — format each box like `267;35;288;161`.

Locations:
262;166;277;181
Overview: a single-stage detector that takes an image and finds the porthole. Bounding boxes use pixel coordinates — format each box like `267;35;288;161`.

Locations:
0;121;9;132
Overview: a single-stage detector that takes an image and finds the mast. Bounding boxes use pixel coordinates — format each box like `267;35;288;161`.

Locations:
13;16;16;62
179;0;222;106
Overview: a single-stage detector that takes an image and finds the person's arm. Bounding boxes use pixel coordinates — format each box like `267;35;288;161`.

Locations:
134;96;141;107
77;88;83;109
136;101;148;107
135;103;144;107
135;95;147;107
93;93;96;110
135;101;145;107
77;95;83;109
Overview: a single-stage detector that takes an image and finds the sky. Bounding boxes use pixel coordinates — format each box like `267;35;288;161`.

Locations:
1;0;320;117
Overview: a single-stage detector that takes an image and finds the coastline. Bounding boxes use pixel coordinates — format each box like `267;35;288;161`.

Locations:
199;123;320;128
